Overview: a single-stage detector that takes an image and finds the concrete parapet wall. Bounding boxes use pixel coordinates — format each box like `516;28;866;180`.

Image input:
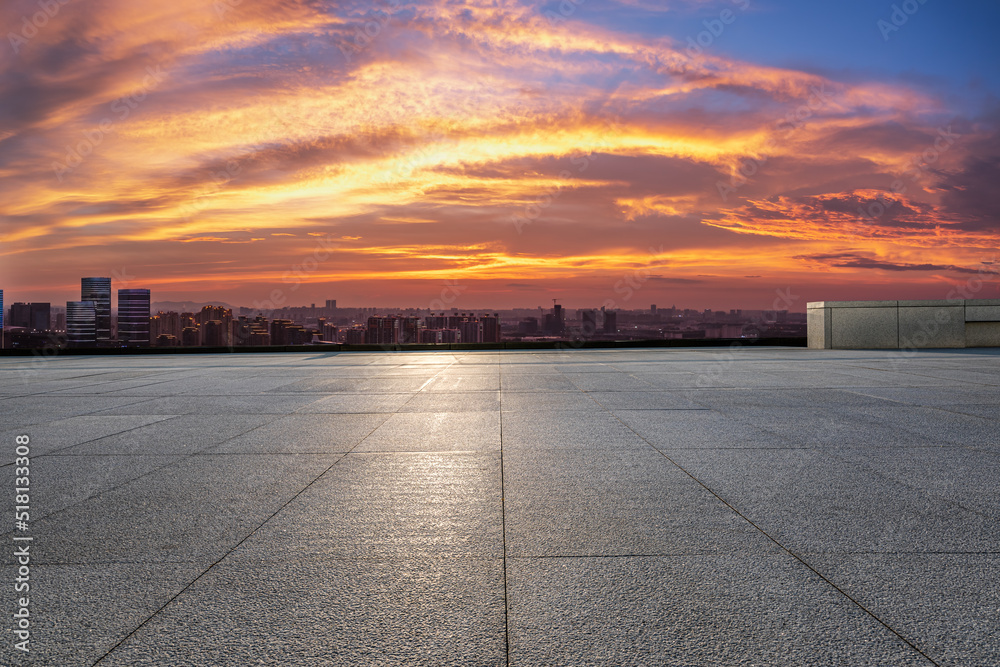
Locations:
807;299;1000;349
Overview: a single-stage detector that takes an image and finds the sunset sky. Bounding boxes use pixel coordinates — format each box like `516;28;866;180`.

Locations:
1;0;999;310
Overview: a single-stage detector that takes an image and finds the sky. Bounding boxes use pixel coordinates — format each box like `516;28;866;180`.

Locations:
1;0;999;310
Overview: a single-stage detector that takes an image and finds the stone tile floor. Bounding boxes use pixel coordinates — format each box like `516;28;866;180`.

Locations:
1;347;998;665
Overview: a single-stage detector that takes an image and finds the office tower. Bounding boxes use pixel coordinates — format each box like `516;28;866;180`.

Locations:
481;313;500;343
118;289;151;347
81;277;112;345
603;310;617;334
29;303;50;331
325;299;337;310
66;301;97;348
580;310;597;338
9;303;29;328
9;302;51;331
553;303;564;335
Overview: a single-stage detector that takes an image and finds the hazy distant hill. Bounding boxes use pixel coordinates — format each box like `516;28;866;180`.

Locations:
151;301;235;313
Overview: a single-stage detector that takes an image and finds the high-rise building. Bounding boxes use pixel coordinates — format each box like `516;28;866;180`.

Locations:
10;302;50;332
181;327;200;346
651;305;657;315
420;329;461;344
481;313;500;343
66;300;97;348
343;328;365;344
0;289;4;348
118;289;150;347
580;310;598;338
81;277;111;345
425;314;448;329
458;319;482;343
365;316;400;344
29;303;50;331
544;304;565;335
399;316;420;344
603;310;617;335
201;320;227;346
325;299;337;310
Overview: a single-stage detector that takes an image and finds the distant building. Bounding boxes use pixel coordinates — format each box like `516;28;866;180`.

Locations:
155;334;179;347
603;310;617;335
580;310;597;338
399;316;420;344
518;317;538;334
9;303;50;331
81;278;111;345
0;289;4;348
458;319;482;343
343;328;365;344
201;320;227;346
325;299;337;310
271;319;310;345
66;301;97;348
481;313;500;343
181;327;200;347
118;289;150;347
366;316;400;344
420;329;461;344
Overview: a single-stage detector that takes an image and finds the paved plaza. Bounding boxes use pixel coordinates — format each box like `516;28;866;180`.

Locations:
1;347;998;666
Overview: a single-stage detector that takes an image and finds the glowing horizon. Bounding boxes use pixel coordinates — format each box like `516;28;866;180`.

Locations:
1;0;998;310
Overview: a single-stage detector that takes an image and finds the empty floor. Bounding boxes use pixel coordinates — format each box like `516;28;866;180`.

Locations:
1;347;998;665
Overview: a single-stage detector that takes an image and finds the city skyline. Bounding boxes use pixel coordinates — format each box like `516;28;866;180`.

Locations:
0;273;805;349
1;1;999;308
